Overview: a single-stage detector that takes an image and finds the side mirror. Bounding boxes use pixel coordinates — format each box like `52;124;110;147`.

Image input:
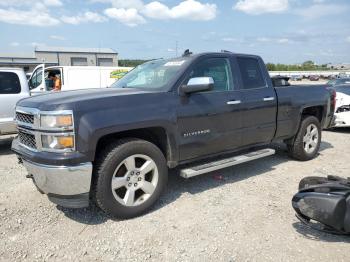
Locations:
180;77;214;95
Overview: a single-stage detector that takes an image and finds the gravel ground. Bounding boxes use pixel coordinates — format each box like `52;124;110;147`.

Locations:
0;129;349;262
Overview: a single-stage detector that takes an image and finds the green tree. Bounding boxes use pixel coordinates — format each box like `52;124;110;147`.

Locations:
118;59;151;67
266;63;276;71
266;61;330;71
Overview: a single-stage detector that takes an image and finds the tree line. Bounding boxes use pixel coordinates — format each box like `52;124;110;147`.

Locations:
119;59;331;72
266;61;329;71
118;59;151;67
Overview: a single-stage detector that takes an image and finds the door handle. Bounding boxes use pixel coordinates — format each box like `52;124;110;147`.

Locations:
227;100;241;105
263;97;275;101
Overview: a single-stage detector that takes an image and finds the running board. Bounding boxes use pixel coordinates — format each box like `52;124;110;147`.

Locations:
180;148;275;178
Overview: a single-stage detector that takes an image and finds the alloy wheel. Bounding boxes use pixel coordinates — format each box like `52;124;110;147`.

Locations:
111;154;159;207
303;123;319;154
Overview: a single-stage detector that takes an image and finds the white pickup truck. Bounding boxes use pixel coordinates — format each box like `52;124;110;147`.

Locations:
0;68;30;135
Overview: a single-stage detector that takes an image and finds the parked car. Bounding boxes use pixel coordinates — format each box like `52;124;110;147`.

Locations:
0;68;30;135
309;75;320;81
28;64;133;94
332;84;350;127
12;52;335;218
327;78;350;86
290;75;303;81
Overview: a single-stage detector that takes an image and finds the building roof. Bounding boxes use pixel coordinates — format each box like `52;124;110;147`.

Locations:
0;53;35;59
35;46;118;54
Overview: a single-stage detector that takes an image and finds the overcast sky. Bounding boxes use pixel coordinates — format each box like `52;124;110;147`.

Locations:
1;0;349;64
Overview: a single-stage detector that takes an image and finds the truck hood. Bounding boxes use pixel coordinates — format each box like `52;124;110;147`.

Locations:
17;88;154;111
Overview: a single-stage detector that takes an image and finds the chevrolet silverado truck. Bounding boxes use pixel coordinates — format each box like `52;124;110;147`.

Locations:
12;52;335;219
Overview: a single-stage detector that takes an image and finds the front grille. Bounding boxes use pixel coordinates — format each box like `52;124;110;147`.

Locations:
16;112;34;125
18;131;37;150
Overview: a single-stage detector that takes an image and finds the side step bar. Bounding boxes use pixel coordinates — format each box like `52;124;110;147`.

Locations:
180;148;275;178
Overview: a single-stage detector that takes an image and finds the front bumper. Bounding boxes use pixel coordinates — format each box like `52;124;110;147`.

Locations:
333;111;350;127
22;159;92;208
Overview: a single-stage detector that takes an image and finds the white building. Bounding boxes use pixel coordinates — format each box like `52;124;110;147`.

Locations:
0;46;118;72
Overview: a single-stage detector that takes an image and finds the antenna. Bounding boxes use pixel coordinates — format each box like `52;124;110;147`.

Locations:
98;41;102;87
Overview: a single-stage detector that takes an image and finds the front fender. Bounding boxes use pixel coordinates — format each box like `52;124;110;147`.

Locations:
75;108;178;164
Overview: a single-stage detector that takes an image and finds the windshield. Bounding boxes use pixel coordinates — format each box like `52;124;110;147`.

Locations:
112;58;188;90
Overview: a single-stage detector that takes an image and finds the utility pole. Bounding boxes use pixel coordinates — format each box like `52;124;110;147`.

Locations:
175;41;178;57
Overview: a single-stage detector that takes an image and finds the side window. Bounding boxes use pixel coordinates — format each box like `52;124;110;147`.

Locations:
0;72;21;94
237;57;266;89
29;68;43;90
188;58;233;92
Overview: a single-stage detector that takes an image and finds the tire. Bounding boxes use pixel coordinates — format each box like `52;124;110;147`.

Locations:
93;138;168;219
287;116;321;161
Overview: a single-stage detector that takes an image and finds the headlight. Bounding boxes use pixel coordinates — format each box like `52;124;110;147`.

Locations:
41;134;74;151
40;114;73;129
39;111;75;152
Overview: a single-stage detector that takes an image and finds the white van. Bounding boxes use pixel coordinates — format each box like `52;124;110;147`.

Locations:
29;64;133;94
0;68;30;135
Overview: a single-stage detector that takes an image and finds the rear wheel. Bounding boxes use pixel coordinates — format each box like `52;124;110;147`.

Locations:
93;139;168;219
287;116;321;161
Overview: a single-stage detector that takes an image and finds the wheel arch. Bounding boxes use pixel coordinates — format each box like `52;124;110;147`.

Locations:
301;105;325;123
285;106;324;145
94;127;177;167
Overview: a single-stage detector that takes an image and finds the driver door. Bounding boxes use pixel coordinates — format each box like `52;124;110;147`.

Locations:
29;64;45;94
176;56;243;161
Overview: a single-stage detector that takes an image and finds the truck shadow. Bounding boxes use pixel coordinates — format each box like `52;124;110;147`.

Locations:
0;136;15;156
58;141;334;226
327;127;350;134
292;222;350;243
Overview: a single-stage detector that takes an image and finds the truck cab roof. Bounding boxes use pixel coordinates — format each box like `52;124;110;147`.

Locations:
177;51;262;60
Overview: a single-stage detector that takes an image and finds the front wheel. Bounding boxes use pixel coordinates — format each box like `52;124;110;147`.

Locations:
93;139;168;219
287;116;321;161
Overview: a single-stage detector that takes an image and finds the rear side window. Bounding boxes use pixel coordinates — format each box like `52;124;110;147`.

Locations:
0;72;21;94
237;57;266;89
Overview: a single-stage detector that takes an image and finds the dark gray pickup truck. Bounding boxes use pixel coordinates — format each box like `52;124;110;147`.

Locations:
12;52;335;218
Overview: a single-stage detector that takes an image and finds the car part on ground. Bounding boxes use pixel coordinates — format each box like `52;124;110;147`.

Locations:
292;175;350;235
